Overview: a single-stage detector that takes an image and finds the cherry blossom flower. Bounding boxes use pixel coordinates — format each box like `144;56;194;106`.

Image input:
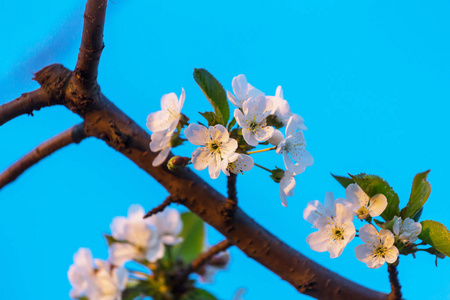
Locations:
355;224;399;269
68;248;128;300
267;86;307;129
276;114;313;174
146;88;185;133
279;169;296;207
306;202;356;258
109;205;164;266
185;123;238;179
345;183;387;220
393;216;422;244
303;192;340;227
148;208;183;245
226;74;264;108
234;95;275;146
222;153;254;175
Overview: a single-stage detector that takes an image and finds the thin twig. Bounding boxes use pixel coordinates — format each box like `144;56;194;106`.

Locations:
74;0;108;89
388;264;402;300
0;89;53;126
0;123;86;190
143;196;174;218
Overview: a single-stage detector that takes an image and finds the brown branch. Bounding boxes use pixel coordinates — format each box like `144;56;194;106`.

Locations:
0;123;86;190
74;0;108;90
0;89;54;126
143;196;175;218
387;264;402;300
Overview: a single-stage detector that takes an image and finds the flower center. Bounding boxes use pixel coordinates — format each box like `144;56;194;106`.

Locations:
356;206;369;219
207;141;223;156
331;227;345;241
247;116;266;133
374;245;388;258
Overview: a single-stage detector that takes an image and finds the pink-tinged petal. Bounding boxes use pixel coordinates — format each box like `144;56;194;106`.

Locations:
160;92;179;112
343;222;356;242
210;124;230;143
242;128;258;146
108;243;139;266
366;256;385;269
268;129;284;146
146;241;165;263
392;216;401;236
255;126;274;142
368;194;388;217
185;123;209;145
128;204;145;220
328;242;347;258
110;216;128;240
234;109;246;128
334;203;355;225
275;85;283;98
113;267;129;291
221;138;238;157
355;244;373;263
306;231;328;252
73;248;93;272
208;154;222;179
191;148;212;171
152;146;171;167
146;110;171;132
303;200;324;225
232;74;248;101
379;229;395;247
346;183;370;207
178;88;185;110
285;114;299;136
227;91;242;108
359;224;379;244
150;131;171;152
385;246;399;264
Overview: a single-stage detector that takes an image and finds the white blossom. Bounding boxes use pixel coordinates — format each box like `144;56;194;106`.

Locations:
345;183;387;220
68;248;128;300
234;95;275;146
226;74;264;108
303;192;340;227
267;86;307;129
109;205;164;266
146;88;185;133
148;208;183;246
222;153;254;175
306;202;356;258
185;123;238;179
393;216;422;244
276;114;313;174
355;224;399;269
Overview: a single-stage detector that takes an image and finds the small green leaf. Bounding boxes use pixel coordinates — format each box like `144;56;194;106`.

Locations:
349;173;400;221
331;173;354;188
194;68;229;126
227;117;237;131
172;212;205;263
419;220;450;257
199;111;218;127
405;170;431;219
181;288;218;300
104;234;128;246
413;207;423;222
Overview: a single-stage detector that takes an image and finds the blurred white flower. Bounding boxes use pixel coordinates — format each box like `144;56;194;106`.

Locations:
148;208;183;246
146;88;185;133
197;251;231;284
393;217;422;244
226;74;264;108
68;248;128;300
109;205;164;266
345;183;387;220
306;202;356;258
185;123;238;179
222;153;254;175
234;95;275;146
276;114;313;174
267;86;307;130
355;224;399;269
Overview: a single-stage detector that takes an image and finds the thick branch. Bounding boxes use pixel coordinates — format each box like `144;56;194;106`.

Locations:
0;89;54;126
74;0;108;89
387;264;402;300
0;123;86;189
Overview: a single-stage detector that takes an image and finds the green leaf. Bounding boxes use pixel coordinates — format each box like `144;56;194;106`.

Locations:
104;234;128;246
413;207;423;222
227;117;237;131
199;111;218;127
193;68;229;126
349;173;400;221
172;212;205;263
404;170;431;219
181;288;218;300
331;173;354;188
419;220;450;257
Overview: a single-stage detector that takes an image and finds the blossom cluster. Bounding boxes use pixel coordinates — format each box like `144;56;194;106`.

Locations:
68;204;229;299
146;74;313;206
304;183;422;268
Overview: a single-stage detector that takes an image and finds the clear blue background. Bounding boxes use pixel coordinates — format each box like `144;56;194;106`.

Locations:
1;0;449;299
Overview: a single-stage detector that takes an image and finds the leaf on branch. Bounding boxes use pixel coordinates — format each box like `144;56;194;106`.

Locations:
172;212;205;263
349;173;400;221
194;68;229;126
331;173;354;188
199;111;219;127
181;288;218;300
419;220;450;257
104;234;128;246
403;170;431;220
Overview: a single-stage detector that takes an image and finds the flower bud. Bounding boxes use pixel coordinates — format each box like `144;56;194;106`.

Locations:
268;129;284;146
167;156;190;172
270;167;285;183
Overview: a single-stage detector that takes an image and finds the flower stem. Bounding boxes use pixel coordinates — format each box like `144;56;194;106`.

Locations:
254;163;272;173
387;263;402;300
246;146;277;155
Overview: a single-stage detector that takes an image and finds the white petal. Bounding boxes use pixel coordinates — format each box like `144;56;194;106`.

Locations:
227;91;242;108
359;224;379;244
150;131;171;152
247;84;264;99
113;267;129;291
392;216;401;236
160;92;179;112
146;241;165;262
73;248;93;272
232;74;248;101
379;229;395;248
152;146;171;167
221;138;238;157
366;256;385;269
255;126;274;142
285;114;299;136
146;110;171;132
210;124;230;143
355;244;373;263
368;194;388;217
179;88;185;111
191;148;212;171
275;85;283;98
306;231;328;252
334;203;355;225
328;242;347;258
303;200;324;225
208;154;222;179
185;123;209;146
108;243;139;266
346;183;370;207
234;108;246;127
385;246;399;264
268;129;284;146
242;128;258;146
128;204;145;220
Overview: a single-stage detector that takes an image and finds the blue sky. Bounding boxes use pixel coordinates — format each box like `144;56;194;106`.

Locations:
1;0;449;299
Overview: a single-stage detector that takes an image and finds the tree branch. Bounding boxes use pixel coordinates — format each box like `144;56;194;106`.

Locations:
387;264;402;300
74;0;108;89
144;195;177;218
0;89;54;126
0;123;86;190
